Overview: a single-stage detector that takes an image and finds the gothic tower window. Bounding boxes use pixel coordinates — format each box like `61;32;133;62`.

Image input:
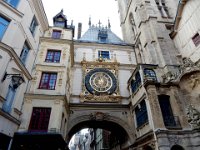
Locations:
129;13;136;38
158;95;176;128
155;0;170;18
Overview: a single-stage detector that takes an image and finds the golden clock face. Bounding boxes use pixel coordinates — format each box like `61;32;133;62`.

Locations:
85;68;117;95
90;72;112;92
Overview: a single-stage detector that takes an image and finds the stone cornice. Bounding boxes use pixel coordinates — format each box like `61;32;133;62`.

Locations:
0;109;21;125
0;42;32;80
74;41;134;49
31;0;49;31
35;64;67;69
81;59;120;66
74;62;136;69
40;37;73;44
69;102;130;109
0;1;23;18
24;93;67;100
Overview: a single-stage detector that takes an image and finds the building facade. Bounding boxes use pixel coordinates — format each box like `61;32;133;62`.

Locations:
0;0;200;150
0;0;48;149
117;0;200;149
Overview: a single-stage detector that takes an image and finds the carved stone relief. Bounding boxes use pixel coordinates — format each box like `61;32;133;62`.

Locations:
186;104;200;129
168;135;181;146
89;112;109;121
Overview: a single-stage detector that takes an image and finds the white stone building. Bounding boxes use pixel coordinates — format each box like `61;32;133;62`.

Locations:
0;0;48;149
0;0;200;150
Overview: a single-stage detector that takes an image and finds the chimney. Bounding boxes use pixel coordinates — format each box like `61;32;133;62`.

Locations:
77;23;82;39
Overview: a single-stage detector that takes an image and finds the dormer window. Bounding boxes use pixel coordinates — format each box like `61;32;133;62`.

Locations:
53;10;68;29
54;17;65;28
98;30;108;43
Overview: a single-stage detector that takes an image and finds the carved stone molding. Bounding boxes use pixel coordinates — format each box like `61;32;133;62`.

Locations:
89;112;109;121
162;71;179;83
162;58;200;83
81;59;120;69
186;104;200;129
168;135;181;145
80;94;122;103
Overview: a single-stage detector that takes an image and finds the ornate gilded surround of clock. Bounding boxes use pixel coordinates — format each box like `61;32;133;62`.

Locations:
85;68;117;95
80;59;121;103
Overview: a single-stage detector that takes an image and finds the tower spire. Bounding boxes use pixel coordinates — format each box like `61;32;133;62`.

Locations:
88;17;91;27
98;20;101;28
108;18;111;29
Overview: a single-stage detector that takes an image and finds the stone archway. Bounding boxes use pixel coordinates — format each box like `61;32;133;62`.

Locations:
67;111;135;149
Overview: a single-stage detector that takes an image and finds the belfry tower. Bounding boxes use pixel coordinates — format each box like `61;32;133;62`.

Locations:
116;0;200;150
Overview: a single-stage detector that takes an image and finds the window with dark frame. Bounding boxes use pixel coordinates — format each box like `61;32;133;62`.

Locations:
131;71;142;94
0;15;10;40
39;72;57;90
192;33;200;47
20;41;30;65
158;95;176;127
29;16;38;36
45;50;61;63
28;107;51;132
144;68;157;81
98;50;110;59
4;0;19;8
52;30;61;39
135;100;148;128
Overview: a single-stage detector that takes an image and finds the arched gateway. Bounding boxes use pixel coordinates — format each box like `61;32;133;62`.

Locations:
67;108;135;149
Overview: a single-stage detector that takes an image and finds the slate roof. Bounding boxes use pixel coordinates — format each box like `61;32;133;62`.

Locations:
78;25;125;45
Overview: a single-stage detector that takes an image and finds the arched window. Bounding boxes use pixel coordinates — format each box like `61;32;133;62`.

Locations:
171;145;184;150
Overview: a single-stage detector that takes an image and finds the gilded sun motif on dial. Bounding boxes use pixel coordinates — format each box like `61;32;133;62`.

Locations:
85;68;117;95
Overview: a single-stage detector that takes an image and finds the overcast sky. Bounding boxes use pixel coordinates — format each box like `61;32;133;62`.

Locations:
41;0;122;39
